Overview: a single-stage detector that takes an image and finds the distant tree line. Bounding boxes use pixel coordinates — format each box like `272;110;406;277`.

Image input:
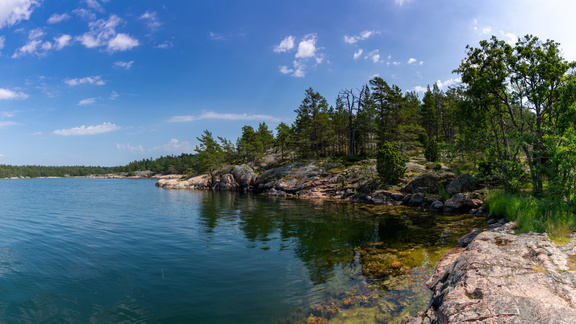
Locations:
0;165;115;178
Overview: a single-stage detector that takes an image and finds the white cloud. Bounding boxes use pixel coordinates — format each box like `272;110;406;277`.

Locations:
168;112;281;123
117;139;194;155
274;35;295;53
140;11;161;30
0;121;19;128
366;50;380;63
435;77;461;90
77;15;139;52
279;65;293;74
12;39;41;58
78;98;97;105
209;32;226;41
408;58;417;64
28;28;44;39
54;34;72;50
107;33;139;52
114;60;134;70
0;88;28;100
116;143;145;153
53;122;119;136
0;0;39;28
353;49;363;60
65;75;106;86
414;85;427;93
109;91;119;100
85;0;105;13
47;12;71;24
153;139;194;154
156;42;172;49
344;30;377;44
395;0;410;5
295;34;317;59
292;60;305;77
500;31;517;44
0;35;5;51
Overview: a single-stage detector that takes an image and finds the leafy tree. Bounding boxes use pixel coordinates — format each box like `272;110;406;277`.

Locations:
455;35;574;194
376;143;407;185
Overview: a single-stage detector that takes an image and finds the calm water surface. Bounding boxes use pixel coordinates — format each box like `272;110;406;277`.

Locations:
0;178;482;323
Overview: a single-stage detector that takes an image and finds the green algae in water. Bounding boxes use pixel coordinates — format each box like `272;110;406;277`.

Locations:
275;201;486;324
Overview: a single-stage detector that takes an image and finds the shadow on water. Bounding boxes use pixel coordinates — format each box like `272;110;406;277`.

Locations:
193;190;485;323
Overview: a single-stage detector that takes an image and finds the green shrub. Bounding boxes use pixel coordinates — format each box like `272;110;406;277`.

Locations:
376;143;407;185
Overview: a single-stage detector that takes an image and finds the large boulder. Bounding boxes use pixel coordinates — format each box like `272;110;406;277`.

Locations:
409;224;576;323
213;173;238;190
403;172;454;194
231;164;258;188
447;173;478;195
442;192;483;212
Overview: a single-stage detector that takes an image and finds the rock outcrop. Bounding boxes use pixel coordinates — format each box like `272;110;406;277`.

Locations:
446;173;478;196
403;172;454;194
407;223;576;324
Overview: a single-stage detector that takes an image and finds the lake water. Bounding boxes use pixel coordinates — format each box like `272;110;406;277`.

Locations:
0;178;483;323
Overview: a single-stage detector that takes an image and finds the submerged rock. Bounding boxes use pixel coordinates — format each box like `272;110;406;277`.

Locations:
408;223;576;324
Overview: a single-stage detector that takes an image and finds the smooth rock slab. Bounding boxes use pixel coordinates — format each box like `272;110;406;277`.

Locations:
408;223;576;324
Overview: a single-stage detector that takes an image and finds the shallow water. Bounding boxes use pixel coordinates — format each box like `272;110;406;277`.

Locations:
0;178;483;323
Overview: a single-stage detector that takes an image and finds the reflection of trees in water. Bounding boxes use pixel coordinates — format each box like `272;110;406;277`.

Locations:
194;191;482;285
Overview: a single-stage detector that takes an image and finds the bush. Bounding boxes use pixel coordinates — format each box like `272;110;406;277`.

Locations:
376;143;407;185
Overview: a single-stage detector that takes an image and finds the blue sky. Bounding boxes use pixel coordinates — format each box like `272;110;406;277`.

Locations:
1;0;575;166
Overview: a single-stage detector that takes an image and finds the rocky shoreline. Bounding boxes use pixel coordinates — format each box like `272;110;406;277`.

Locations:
155;161;485;214
155;160;576;323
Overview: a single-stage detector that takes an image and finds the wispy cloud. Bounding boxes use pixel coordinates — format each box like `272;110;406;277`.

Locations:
209;32;225;41
344;30;377;45
113;60;134;70
117;139;194;155
0;88;29;100
47;12;71;24
53;122;120;136
140;11;162;30
168;112;281;123
78;98;97;105
353;49;363;60
366;50;381;63
65;75;106;86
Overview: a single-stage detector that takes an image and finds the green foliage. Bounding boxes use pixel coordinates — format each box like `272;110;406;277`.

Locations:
424;138;439;162
376;143;407;185
195;129;224;173
0;165;116;178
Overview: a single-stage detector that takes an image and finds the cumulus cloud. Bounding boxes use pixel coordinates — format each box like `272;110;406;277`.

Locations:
65;75;106;86
295;34;317;59
344;30;377;44
108;33;139;51
353;49;363;60
47;12;71;24
0;88;28;100
168;111;281;123
77;15;139;52
53;122;119;136
78;98;97;105
0;0;39;28
275;34;324;78
414;78;462;93
54;34;72;50
274;35;295;53
114;60;133;70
